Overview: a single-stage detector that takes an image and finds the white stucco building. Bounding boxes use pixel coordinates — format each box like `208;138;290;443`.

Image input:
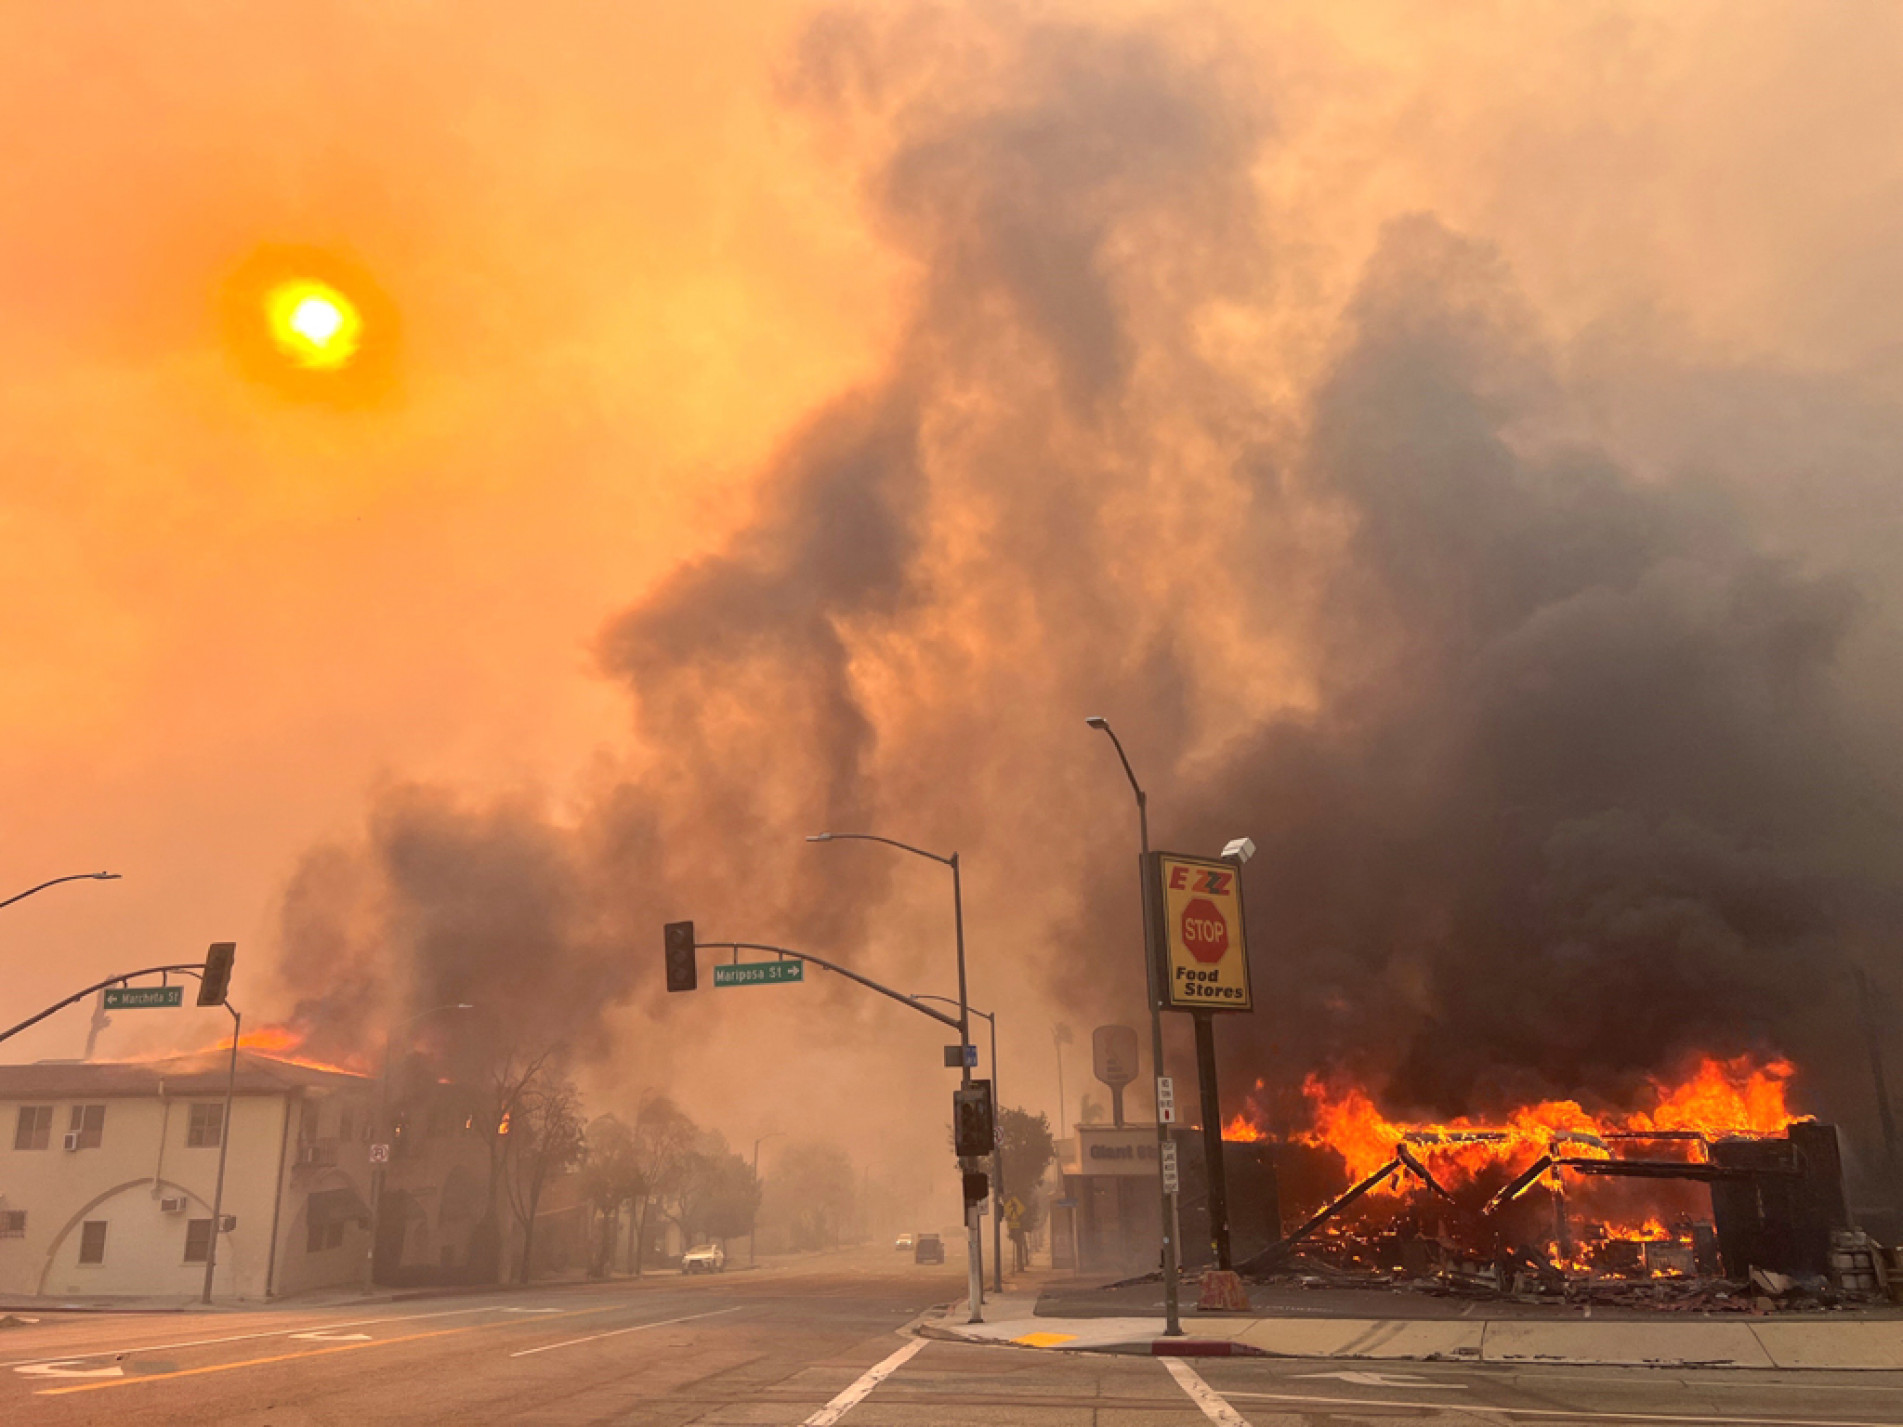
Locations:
0;1047;507;1302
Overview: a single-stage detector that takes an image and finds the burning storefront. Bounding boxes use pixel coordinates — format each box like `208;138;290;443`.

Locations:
1224;1055;1897;1304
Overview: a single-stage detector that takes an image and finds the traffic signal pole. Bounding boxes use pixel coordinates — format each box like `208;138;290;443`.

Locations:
201;1001;240;1304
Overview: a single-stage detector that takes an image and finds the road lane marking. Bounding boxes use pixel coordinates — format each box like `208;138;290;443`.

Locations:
800;1337;928;1426
1223;1389;1903;1426
290;1331;372;1342
31;1301;628;1396
1;1300;538;1370
14;1362;125;1380
1163;1357;1252;1427
508;1307;741;1357
1294;1369;1462;1388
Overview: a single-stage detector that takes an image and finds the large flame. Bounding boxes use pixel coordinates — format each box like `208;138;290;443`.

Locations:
1227;1054;1799;1191
204;1023;370;1078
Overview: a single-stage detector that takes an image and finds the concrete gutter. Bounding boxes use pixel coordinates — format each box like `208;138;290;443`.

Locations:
923;1299;1903;1371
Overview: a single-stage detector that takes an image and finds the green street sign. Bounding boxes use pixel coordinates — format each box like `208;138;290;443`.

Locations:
712;961;804;988
103;985;183;1010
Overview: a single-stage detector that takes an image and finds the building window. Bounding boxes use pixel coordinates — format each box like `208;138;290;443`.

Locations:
69;1104;105;1150
338;1107;354;1143
0;1211;25;1237
299;1100;319;1143
186;1103;223;1149
13;1105;52;1150
78;1220;107;1265
306;1216;345;1253
184;1219;213;1264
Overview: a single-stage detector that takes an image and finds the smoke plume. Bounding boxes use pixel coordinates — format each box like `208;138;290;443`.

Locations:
259;2;1903;1185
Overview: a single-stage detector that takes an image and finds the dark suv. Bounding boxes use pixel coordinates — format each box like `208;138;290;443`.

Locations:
913;1232;945;1264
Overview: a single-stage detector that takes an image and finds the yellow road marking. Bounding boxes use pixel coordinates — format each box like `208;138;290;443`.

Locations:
35;1302;629;1396
1011;1332;1078;1348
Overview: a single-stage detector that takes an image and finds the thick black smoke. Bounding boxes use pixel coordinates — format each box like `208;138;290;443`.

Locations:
273;4;1903;1185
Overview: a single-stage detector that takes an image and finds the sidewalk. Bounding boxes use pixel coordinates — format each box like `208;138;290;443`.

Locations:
920;1292;1903;1371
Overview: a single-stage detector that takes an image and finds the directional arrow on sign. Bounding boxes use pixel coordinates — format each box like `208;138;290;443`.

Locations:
1293;1371;1462;1389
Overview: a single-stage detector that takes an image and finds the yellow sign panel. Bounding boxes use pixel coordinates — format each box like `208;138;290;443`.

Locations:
1151;852;1252;1012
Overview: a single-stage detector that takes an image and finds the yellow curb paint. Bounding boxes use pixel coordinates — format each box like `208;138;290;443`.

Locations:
1012;1332;1078;1347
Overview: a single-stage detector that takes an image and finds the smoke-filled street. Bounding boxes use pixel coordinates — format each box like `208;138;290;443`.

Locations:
6;2;1903;1421
4;1252;1903;1427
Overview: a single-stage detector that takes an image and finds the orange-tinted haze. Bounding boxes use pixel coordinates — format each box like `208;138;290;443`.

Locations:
3;3;1901;1216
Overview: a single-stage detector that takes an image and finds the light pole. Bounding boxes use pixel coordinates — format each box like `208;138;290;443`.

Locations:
808;831;983;1323
1;871;120;911
1084;715;1181;1337
362;1003;474;1293
915;995;1006;1292
200;998;240;1305
750;1130;783;1266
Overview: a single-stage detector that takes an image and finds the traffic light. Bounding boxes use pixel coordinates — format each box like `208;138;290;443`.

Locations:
953;1080;994;1158
664;921;697;993
962;1170;989;1205
197;942;236;1006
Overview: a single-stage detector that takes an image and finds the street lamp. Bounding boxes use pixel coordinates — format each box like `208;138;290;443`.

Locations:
807;831;984;1323
1;871;120;911
1084;715;1182;1336
751;1130;783;1267
914;995;1006;1293
362;1003;474;1292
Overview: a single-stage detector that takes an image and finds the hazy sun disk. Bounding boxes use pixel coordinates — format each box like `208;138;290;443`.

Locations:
265;280;363;369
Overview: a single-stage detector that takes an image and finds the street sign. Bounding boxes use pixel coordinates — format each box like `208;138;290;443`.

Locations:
1155;1076;1176;1124
1003;1195;1026;1224
1146;852;1253;1012
712;961;804;987
943;1044;978;1069
102;986;182;1010
1160;1140;1180;1194
369;1143;390;1164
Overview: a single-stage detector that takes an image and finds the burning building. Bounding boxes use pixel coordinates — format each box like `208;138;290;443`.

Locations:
1223;1054;1889;1299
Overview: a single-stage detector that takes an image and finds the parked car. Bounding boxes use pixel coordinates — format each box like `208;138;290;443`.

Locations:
681;1243;726;1273
913;1232;944;1264
895;1233;915;1251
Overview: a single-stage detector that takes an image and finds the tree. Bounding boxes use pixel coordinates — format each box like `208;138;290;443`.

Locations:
504;1073;586;1283
467;1043;560;1283
670;1134;760;1247
578;1114;644;1278
763;1141;856;1251
999;1106;1056;1268
626;1094;698;1275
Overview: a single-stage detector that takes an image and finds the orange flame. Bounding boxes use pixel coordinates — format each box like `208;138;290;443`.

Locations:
1227;1054;1799;1193
204;1023;369;1078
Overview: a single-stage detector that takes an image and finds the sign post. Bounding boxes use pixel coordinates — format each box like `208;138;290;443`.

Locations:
1091;1025;1139;1127
1145;851;1252;1271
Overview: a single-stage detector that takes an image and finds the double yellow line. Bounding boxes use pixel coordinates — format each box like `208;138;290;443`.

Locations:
36;1301;629;1397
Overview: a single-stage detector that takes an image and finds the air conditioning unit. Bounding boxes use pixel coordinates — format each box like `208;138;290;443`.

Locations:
62;1132;80;1151
159;1197;187;1214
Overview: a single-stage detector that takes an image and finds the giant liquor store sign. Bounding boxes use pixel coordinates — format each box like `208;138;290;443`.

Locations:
1145;851;1252;1012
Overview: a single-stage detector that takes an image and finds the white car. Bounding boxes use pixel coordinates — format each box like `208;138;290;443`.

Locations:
681;1243;726;1274
895;1233;915;1251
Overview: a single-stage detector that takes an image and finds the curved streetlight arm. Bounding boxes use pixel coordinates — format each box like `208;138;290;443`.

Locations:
0;961;211;1048
805;833;952;867
912;993;991;1025
1;871;121;912
1085;720;1148;852
700;941;961;1030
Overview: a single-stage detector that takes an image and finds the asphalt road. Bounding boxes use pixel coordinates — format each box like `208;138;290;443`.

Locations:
3;1249;1902;1425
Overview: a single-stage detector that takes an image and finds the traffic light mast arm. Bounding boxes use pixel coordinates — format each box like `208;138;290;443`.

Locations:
703;940;962;1031
0;962;219;1048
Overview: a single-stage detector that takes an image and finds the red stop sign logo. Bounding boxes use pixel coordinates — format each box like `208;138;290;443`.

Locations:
1180;898;1229;963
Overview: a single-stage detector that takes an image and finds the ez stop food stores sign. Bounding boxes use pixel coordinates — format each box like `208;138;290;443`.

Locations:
1144;852;1252;1013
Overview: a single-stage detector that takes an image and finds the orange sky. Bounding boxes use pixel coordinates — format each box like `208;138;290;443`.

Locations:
3;3;1901;1179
